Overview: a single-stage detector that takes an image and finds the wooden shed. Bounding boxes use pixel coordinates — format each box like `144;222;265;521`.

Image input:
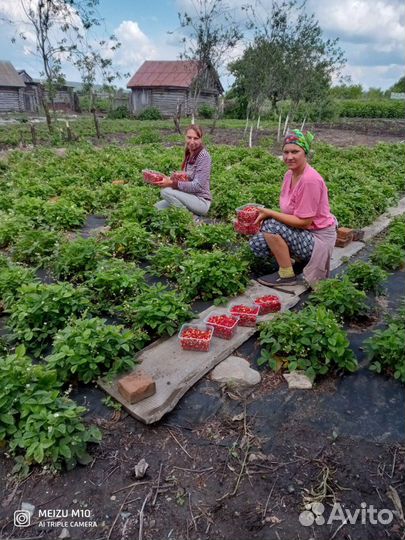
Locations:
127;60;223;117
18;70;41;113
0;61;25;112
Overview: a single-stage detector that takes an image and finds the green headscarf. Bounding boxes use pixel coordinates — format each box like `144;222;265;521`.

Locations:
283;129;315;154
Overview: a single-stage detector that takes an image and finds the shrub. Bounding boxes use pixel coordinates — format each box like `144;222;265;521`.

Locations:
122;284;193;337
198;104;215;119
309;277;369;320
107;106;130;119
177;250;251;301
137;107;162;120
258;306;358;381
366;307;405;383
131;129;162;144
12;230;61;266
107;222;153;260
345;261;387;294
46;317;147;383
53;238;111;281
8;283;91;356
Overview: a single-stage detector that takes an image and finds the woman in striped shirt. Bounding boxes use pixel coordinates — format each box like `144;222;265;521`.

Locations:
154;125;212;216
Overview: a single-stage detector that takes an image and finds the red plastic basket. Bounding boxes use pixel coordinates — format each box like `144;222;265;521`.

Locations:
142;169;164;184
204;312;239;340
178;324;213;352
229;303;260;327
236;204;264;224
233;220;261;236
253;295;282;315
171;171;189;182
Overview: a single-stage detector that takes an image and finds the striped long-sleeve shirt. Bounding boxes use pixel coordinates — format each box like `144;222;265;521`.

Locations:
172;148;212;201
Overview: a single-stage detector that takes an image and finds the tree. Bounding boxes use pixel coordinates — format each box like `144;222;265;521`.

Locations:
229;0;346;120
389;76;405;93
329;84;363;99
15;0;101;132
176;0;242;125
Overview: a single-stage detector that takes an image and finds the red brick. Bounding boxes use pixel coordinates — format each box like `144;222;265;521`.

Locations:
337;227;353;241
335;237;352;248
117;371;156;404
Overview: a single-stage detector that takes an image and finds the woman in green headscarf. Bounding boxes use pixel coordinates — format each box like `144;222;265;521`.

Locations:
249;129;337;288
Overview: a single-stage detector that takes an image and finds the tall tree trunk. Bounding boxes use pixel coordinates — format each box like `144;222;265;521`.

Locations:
91;108;101;138
39;87;53;133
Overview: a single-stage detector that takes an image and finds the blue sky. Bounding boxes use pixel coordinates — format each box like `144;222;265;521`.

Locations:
1;0;404;91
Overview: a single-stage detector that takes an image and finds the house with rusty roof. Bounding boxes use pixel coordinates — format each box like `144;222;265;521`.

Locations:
127;60;223;117
0;60;27;112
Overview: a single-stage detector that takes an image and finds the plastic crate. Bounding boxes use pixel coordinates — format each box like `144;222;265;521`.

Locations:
204;312;239;340
233;219;261;236
253;294;281;315
236;204;264;224
171;171;189;182
142;169;164;184
178;324;213;352
229;303;260;327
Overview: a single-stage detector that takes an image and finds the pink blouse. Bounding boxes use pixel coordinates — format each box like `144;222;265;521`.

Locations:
279;165;335;230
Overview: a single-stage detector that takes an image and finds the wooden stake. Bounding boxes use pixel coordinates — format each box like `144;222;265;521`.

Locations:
249;125;253;148
282;113;289;136
277;114;282;142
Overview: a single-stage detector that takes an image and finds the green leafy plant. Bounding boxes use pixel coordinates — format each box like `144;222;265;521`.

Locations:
107;222;153;260
345;261;387;293
12;230;61;266
148;245;186;279
122;284;193;337
136;107;162;121
258;306;358;381
0;263;38;308
371;242;405;271
198;104;215;119
8;283;91;356
0;345;101;471
186;224;238;250
177;251;251;301
0;214;31;248
386;217;405;245
46;317;147;383
53;238;111;281
309;277;369;320
366;306;405;383
85;258;146;311
146;208;194;242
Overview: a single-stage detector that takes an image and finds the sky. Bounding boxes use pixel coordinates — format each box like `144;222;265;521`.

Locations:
0;0;404;91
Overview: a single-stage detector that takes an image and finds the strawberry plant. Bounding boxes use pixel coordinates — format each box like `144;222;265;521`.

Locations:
367;306;405;383
345;261;387;293
122;283;193;337
0;263;38;308
258;306;358;381
85;259;146;311
8;283;91;355
46;317;147;383
107;222;153;260
386;217;405;245
309;277;369;321
12;230;61;266
53;238;111;281
186;224;238;250
0;214;31;248
146;208;194;242
148;245;186;279
371;242;405;271
177;251;250;301
109;187;159;225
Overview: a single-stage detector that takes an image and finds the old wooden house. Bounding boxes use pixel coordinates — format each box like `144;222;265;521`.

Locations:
0;61;26;112
127;60;223;117
18;70;41;113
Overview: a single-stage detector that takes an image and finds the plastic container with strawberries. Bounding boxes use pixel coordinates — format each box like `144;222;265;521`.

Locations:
178;324;214;352
204;312;239;340
233;220;261;236
142;169;164;185
170;171;190;182
236;204;264;224
253;294;281;315
229;303;260;327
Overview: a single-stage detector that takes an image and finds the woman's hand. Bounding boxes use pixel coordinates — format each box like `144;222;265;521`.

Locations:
254;208;273;225
155;175;173;188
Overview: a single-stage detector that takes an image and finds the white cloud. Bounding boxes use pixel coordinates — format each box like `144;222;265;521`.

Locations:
109;20;158;74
